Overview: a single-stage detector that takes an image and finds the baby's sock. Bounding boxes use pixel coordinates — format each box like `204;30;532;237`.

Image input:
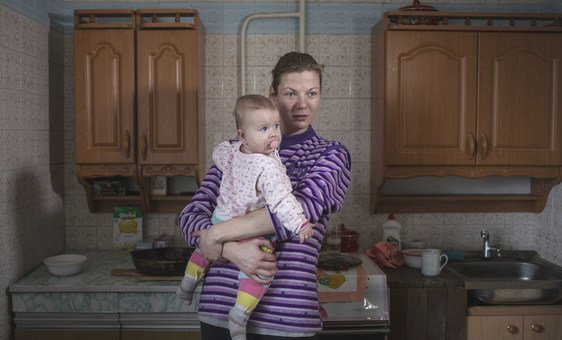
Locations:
228;305;250;340
176;276;197;305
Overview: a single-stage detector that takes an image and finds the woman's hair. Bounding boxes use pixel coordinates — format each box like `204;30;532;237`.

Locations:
234;94;277;129
271;52;324;95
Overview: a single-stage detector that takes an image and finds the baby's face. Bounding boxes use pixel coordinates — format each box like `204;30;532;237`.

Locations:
239;108;282;155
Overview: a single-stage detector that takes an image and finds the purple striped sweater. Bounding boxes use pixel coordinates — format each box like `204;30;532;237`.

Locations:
178;126;351;335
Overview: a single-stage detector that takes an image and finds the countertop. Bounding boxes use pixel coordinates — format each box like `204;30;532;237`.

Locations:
381;250;540;289
381;264;464;289
9;250;185;293
9;250;198;314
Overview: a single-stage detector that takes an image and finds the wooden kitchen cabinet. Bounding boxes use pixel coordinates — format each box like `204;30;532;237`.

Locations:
371;12;562;213
16;330;119;340
383;31;562;167
467;305;562;340
74;9;205;213
16;330;200;340
121;330;201;340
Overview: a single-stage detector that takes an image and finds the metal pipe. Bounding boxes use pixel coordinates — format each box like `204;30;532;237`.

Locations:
240;0;306;95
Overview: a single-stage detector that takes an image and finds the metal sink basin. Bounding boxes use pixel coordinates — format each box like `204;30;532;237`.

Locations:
447;257;562;305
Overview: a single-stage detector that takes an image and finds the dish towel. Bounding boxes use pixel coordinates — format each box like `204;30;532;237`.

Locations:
365;242;404;268
317;265;367;303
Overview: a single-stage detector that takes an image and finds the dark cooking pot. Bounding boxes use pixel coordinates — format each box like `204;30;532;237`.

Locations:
130;247;195;276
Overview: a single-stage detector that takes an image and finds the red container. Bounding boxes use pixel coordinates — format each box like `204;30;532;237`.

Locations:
340;231;359;252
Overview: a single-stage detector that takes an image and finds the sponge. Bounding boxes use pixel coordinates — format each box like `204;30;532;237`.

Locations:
444;250;464;261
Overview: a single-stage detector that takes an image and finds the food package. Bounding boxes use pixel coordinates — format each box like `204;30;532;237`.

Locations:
113;207;143;248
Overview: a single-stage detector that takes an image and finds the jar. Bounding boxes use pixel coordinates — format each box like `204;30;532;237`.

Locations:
340;231;359;252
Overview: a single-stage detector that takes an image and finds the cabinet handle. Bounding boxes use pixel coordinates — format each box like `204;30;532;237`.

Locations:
468;133;476;160
506;325;518;334
531;323;544;333
478;133;489;160
123;130;130;159
140;133;147;160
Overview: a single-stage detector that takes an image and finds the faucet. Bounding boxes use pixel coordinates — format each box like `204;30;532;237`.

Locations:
480;229;501;259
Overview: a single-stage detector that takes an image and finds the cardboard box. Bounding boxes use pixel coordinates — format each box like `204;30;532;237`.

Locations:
113;207;143;248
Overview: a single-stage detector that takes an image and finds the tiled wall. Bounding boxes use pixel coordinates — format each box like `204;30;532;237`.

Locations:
0;1;66;338
1;1;561;338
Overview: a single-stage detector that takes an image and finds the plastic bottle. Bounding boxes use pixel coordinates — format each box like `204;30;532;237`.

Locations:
382;214;402;250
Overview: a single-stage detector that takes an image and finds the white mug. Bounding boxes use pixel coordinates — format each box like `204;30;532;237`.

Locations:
421;249;448;277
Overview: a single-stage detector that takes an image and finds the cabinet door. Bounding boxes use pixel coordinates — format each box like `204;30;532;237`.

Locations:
74;29;135;164
523;315;562;340
478;33;562;165
121;330;201;340
385;31;478;165
16;329;120;340
136;29;199;165
467;315;523;340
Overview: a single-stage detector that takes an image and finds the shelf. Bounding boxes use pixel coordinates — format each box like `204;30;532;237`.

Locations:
375;194;548;213
90;197;143;213
150;195;195;201
372;176;561;213
149;195;194;213
139;23;196;30
93;195;140;201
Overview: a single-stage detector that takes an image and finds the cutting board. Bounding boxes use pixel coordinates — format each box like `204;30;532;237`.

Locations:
111;268;183;281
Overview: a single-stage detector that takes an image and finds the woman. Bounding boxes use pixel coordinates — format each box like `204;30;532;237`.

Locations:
178;52;351;339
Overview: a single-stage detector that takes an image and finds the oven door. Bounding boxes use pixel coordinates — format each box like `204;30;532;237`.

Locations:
319;320;390;340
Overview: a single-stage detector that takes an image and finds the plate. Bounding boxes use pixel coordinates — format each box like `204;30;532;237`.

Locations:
318;253;363;271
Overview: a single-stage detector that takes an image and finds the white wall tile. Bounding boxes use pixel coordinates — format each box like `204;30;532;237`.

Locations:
205;66;224;98
317;98;350;131
322;66;351;98
0;5;21;52
205;34;224;66
351;66;370;98
205;98;226;131
223;35;239;67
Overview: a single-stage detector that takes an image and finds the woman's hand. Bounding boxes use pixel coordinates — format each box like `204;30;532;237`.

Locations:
192;228;224;263
223;238;278;284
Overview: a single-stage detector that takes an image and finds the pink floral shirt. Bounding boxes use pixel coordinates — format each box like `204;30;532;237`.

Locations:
212;141;308;233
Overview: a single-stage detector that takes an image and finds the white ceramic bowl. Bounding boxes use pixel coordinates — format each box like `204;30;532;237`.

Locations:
43;254;87;276
402;249;423;268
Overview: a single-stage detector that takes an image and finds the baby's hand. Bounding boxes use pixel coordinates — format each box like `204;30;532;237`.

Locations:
299;223;315;243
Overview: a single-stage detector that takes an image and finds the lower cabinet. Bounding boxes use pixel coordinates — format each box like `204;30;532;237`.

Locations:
15;329;201;340
121;330;201;340
467;306;562;340
387;287;467;340
15;330;120;340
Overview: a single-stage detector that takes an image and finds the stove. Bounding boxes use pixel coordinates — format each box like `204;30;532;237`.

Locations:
319;253;390;339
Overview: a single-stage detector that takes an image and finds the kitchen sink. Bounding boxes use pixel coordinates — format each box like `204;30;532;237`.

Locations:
447;255;562;305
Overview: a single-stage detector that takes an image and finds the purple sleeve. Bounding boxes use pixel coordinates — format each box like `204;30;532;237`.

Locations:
269;145;351;241
178;166;222;248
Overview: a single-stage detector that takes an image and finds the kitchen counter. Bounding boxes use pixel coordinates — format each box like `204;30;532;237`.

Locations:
381;263;464;289
9;250;198;314
9;250;390;337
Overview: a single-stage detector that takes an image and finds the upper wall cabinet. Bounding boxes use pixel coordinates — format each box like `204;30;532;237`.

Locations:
74;9;205;213
371;12;562;213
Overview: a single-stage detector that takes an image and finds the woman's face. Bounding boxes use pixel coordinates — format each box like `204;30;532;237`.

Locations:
270;70;321;136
